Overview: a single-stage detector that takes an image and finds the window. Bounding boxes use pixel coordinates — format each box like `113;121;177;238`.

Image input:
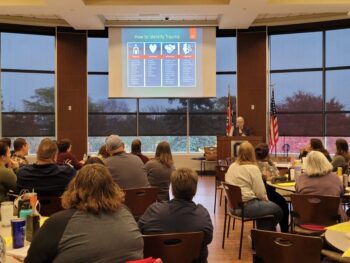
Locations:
269;29;350;154
88;34;237;153
0;32;55;153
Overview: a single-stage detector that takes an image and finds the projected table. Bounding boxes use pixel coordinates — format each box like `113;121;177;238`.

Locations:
127;42;196;87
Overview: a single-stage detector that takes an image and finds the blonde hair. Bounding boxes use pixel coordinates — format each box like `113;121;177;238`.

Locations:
305;151;333;177
236;141;256;165
62;164;124;214
155;141;173;168
171;168;198;201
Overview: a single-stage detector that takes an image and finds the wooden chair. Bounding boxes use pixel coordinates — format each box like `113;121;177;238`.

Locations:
143;232;204;263
291;194;340;235
124;187;159;220
222;182;273;259
214;159;228;213
251;229;323;263
38;196;63;216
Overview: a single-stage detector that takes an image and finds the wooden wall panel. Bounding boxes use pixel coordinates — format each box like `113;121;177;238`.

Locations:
56;31;87;159
237;29;267;141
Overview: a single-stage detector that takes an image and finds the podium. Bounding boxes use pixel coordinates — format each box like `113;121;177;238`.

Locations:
217;136;264;161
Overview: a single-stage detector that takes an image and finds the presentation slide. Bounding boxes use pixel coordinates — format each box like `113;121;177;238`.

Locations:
109;27;216;98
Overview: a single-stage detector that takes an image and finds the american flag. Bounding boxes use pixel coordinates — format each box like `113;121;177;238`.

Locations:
269;88;279;151
226;86;233;136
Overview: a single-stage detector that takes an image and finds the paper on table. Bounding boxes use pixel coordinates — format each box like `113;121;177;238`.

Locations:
326;222;350;233
275;182;296;187
7;245;29;260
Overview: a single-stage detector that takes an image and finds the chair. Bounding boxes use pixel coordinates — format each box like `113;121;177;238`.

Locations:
38;196;63;216
124;187;159;220
143;232;204;263
214;159;228;213
291;194;340;235
251;229;323;263
221;182;273;259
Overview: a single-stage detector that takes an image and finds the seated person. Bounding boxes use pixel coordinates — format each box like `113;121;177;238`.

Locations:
25;164;143;263
233;116;251;136
11;138;29;167
104;135;149;189
131;139;149;164
17;138;76;196
145;141;175;201
225;142;282;231
0;142;16;202
299;138;332;162
296;151;345;220
139;168;213;263
332;138;349;172
255;143;289;233
57;139;83;170
98;144;110;159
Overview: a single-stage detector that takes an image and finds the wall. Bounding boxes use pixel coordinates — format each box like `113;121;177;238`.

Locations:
237;29;267;141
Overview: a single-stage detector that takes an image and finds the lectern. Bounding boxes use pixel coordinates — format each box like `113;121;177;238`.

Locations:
217;136;264;161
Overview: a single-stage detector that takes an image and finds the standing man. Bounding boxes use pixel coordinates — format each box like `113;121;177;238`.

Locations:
234;116;251;136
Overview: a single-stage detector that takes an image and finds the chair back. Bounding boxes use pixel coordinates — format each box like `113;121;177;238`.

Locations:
124;187;159;219
291;194;340;226
222;182;243;210
251;229;323;263
216;160;228;183
38;196;63;217
143;232;204;263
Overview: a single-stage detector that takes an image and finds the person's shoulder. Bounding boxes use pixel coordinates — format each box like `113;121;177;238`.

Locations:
44;209;77;226
57;164;76;175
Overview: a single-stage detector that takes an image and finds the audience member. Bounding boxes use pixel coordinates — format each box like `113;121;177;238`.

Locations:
17;138;76;196
234;116;251;136
145;141;175;201
296;150;345;220
225;141;282;231
25;164;143;263
0;142;16;202
255;143;289;232
57;139;83;170
299;138;332;162
332;139;349;173
98;144;110;159
0;137;14;156
11;138;29;167
131;139;149;164
296;151;342;196
104;135;149;189
84;156;105;166
139;168;213;263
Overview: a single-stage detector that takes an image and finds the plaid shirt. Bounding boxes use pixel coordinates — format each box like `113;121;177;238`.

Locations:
11;154;29;167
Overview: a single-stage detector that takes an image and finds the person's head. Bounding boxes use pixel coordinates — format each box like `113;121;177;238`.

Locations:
0;138;11;148
36;138;58;163
13;138;29;156
105;135;124;154
57;139;72;153
131;139;142;155
0;142;11;165
305;151;333;177
237;116;245;129
336;139;349;157
84;156;105;166
61;164;124;214
310;138;325;151
255;143;270;161
98;144;110;159
155;141;173;168
236;141;256;165
171;168;198;201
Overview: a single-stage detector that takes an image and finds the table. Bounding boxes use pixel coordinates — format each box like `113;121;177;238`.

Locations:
192;157;216;175
325;223;350;252
266;181;296;192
